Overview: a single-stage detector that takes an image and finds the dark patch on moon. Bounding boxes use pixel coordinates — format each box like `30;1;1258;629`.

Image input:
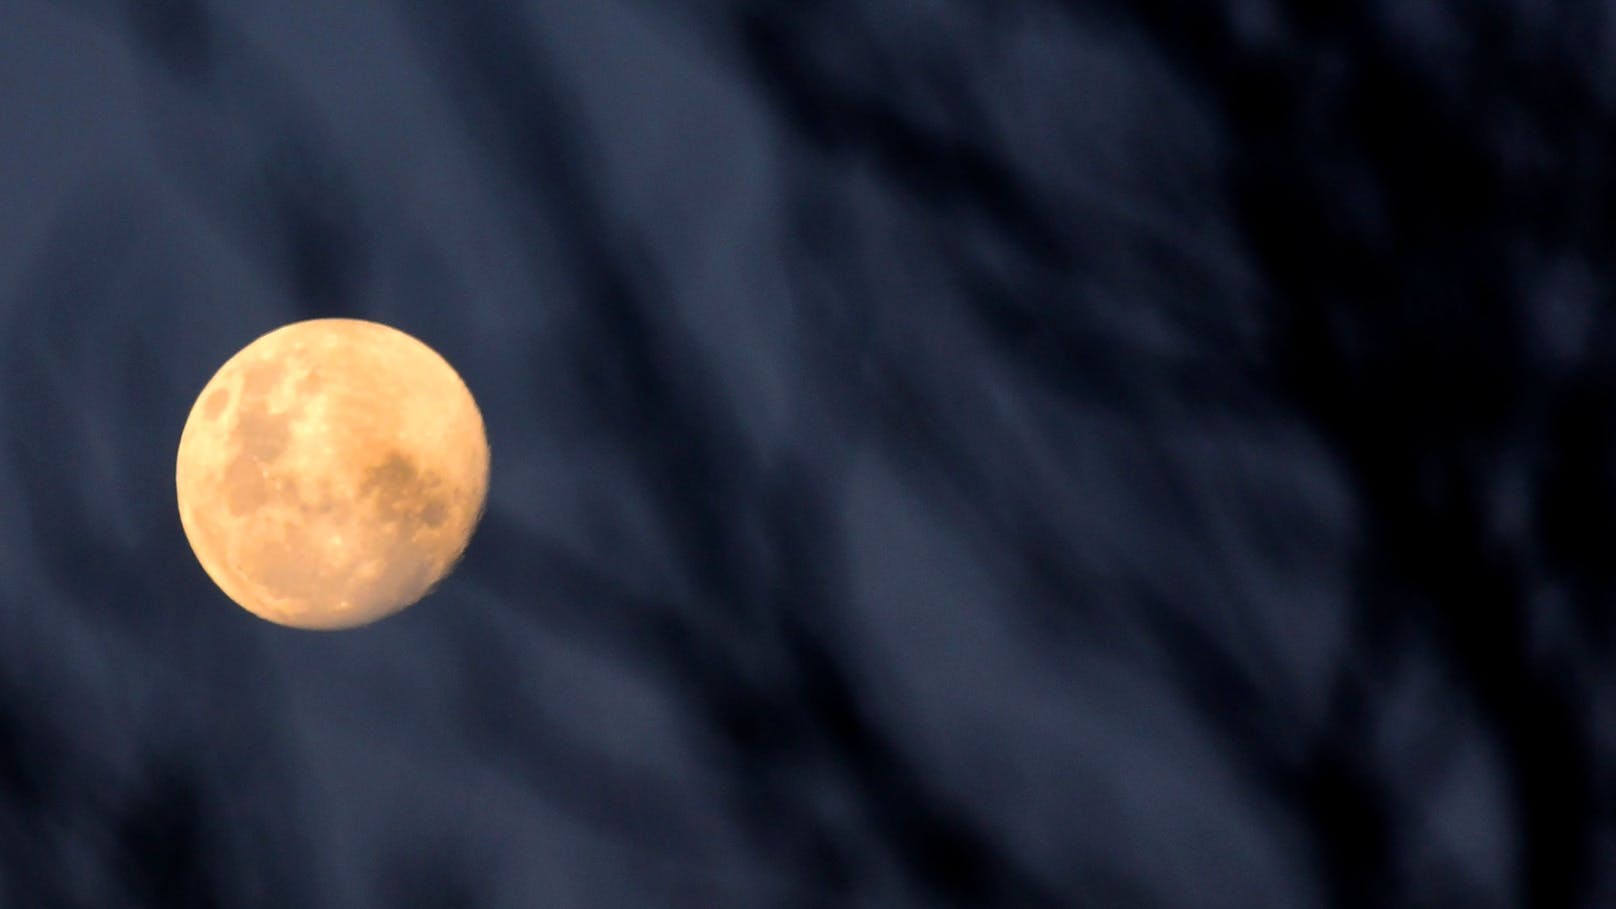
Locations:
234;407;291;463
242;360;283;396
222;402;297;516
362;451;451;533
363;452;422;515
201;388;229;420
361;451;419;510
420;499;447;527
224;457;270;515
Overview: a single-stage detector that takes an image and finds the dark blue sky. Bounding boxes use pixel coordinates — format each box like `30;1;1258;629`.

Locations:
2;1;1611;906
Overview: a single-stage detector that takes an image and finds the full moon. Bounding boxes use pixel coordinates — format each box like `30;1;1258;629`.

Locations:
175;318;489;630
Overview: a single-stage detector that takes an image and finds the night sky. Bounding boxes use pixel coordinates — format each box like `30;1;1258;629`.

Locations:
3;1;1615;906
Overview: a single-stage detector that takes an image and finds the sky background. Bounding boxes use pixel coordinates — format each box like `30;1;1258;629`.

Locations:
3;1;1615;906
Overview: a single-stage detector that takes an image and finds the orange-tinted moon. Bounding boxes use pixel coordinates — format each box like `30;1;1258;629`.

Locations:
175;318;489;630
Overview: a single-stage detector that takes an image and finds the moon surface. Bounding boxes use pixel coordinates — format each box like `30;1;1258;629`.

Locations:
176;318;489;630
